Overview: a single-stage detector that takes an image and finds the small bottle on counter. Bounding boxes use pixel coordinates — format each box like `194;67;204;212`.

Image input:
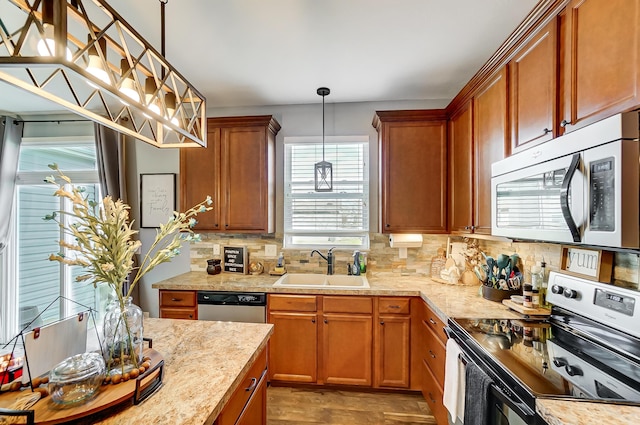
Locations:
523;283;533;308
539;259;549;308
532;288;540;308
531;264;543;290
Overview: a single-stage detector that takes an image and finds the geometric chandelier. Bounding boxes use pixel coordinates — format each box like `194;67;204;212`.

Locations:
0;0;206;148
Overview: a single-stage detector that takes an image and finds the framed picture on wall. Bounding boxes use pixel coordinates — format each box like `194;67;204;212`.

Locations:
140;173;176;228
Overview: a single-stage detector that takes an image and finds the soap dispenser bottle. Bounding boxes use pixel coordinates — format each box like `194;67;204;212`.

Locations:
352;251;361;276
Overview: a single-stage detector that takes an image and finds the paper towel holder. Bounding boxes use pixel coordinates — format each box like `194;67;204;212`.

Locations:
389;234;423;248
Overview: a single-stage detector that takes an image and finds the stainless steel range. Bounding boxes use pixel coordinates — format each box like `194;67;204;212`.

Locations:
446;272;640;425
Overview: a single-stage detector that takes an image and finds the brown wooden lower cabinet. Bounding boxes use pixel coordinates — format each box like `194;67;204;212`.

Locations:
322;312;373;386
215;347;267;425
268;311;318;383
158;290;197;320
270;294;418;389
420;299;449;425
421;359;448;425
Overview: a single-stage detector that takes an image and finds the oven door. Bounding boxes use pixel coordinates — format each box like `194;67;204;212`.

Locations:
446;325;542;425
489;386;541;425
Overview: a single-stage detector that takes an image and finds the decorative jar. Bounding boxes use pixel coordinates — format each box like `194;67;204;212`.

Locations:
49;352;105;405
102;296;143;377
207;259;222;275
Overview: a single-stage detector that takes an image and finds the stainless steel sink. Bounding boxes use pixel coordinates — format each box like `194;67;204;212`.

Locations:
272;273;369;289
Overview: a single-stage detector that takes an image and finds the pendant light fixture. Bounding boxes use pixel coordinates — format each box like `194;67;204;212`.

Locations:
0;0;206;148
314;87;333;192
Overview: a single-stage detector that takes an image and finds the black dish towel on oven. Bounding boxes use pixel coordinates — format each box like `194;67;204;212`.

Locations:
463;361;493;425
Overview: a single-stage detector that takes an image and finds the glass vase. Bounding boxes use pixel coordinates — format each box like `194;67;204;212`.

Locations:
102;296;143;377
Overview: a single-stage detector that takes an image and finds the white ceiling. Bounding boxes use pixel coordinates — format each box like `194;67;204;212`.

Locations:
1;0;539;114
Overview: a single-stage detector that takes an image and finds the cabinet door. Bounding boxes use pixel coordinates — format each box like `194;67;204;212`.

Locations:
220;126;269;232
448;101;474;233
374;315;410;388
321;313;372;386
268;312;317;383
561;0;640;132
179;128;220;231
380;120;447;233
510;19;557;153
236;371;267;425
159;307;197;320
473;67;508;235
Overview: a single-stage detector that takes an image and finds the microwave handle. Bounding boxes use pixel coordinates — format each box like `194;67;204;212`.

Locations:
560;153;582;243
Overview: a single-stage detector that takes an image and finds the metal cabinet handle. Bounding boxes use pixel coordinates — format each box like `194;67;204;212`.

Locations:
189;314;193;319
429;350;436;359
386;224;390;228
324;319;328;324
380;320;385;325
429;318;436;325
560;119;571;127
428;392;436;404
311;318;316;323
245;377;258;392
171;298;181;302
543;128;552;134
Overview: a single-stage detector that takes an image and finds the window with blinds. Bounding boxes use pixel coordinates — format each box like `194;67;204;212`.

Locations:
284;136;369;249
10;139;107;336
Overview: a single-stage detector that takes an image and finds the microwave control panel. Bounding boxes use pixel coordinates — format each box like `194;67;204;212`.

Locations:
589;157;615;232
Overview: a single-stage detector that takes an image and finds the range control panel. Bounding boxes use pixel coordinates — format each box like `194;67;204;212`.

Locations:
547;272;639;338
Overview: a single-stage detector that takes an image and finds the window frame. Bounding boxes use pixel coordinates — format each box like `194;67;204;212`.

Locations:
283;135;370;250
1;136;101;343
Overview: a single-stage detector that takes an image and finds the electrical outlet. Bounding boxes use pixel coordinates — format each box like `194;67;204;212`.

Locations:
213;244;220;255
265;244;277;257
399;247;408;259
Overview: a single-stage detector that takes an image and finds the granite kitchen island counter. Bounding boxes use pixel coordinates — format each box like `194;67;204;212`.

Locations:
92;318;272;425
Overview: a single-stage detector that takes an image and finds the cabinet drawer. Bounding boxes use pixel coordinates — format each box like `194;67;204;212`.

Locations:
422;301;447;344
159;290;196;307
421;359;448;425
422;320;446;388
269;294;317;312
378;297;410;314
323;296;372;314
216;347;267;425
160;307;197;320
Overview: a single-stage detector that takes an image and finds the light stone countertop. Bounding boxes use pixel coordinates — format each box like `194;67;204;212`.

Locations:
92;318;273;425
152;270;640;425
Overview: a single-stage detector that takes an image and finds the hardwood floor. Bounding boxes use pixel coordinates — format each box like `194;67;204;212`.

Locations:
267;386;435;425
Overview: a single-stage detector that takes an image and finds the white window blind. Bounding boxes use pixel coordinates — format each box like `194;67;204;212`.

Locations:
284;136;369;249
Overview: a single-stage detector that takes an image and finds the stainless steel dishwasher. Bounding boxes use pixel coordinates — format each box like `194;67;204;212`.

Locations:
197;291;267;323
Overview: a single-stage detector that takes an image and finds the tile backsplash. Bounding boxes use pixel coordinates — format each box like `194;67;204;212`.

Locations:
189;233;639;290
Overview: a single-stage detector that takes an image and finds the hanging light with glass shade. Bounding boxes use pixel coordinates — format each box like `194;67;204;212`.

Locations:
315;87;333;192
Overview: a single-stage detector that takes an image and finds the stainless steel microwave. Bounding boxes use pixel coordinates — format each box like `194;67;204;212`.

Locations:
491;112;639;249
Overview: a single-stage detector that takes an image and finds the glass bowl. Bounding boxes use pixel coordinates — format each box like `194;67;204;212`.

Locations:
49;352;105;405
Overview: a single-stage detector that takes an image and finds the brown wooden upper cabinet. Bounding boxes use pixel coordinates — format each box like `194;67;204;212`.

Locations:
560;0;640;133
509;19;558;153
473;67;508;235
448;101;474;233
373;110;448;234
180;115;280;233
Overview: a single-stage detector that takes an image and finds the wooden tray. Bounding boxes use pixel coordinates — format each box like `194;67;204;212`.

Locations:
0;348;164;425
502;299;551;317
